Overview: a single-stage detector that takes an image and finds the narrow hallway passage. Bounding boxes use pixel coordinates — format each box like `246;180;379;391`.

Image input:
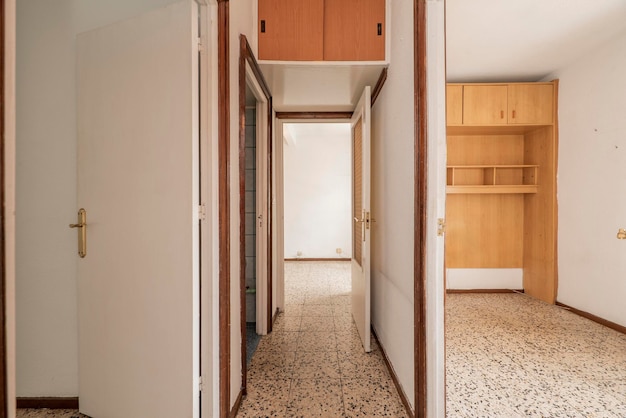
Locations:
238;261;409;417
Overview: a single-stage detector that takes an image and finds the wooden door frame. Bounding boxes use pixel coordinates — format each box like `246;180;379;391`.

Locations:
414;1;427;417
238;34;273;398
0;0;7;415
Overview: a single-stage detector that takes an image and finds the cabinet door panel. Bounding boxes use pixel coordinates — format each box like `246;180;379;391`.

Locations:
463;85;507;125
446;85;463;125
324;0;385;61
508;84;553;124
258;0;324;61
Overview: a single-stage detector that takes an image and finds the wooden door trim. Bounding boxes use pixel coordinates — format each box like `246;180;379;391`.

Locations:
238;34;273;397
414;0;427;417
275;111;353;120
217;1;230;416
0;0;7;414
371;68;388;107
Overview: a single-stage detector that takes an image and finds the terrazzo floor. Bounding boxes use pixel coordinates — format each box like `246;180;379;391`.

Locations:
237;260;409;417
446;293;626;417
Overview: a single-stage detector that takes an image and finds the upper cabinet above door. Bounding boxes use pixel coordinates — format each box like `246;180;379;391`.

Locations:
324;0;385;61
258;0;386;61
258;0;324;61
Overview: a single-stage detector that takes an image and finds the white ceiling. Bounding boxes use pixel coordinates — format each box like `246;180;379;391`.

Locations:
284;123;351;146
446;0;626;82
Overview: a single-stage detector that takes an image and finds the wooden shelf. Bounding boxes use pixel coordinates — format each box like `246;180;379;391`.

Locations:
447;165;538;194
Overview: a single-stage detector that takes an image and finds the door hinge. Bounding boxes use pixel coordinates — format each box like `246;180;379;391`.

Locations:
198;204;207;221
437;218;446;236
197;37;204;52
198;376;204;393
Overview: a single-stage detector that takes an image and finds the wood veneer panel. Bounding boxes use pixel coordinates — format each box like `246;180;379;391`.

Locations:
508;84;553;125
523;126;557;303
258;0;324;61
463;85;507;125
446;85;463;125
324;0;385;61
446;194;524;268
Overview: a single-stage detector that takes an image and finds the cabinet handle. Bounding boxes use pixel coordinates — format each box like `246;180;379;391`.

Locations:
261;20;266;33
500;110;504;119
377;23;382;36
512;110;516;119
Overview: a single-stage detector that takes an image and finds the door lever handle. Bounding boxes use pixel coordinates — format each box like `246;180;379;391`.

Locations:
69;208;87;258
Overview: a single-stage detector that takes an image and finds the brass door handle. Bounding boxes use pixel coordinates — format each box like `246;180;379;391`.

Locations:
354;217;364;223
69;208;87;258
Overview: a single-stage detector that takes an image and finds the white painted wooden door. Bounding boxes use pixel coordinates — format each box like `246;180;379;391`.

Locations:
76;2;200;417
351;86;372;352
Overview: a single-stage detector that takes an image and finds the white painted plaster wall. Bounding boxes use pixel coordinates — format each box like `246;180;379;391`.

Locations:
283;124;352;259
370;0;415;408
16;0;183;397
545;30;626;327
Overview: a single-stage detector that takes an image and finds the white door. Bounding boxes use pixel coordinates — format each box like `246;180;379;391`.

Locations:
76;2;200;417
351;86;372;352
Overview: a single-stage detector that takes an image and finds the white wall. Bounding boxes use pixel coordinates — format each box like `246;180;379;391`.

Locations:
16;0;183;397
546;29;626;327
370;0;415;409
283;124;352;259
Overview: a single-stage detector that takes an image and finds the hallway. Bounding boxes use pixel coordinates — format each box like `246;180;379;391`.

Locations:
238;261;409;417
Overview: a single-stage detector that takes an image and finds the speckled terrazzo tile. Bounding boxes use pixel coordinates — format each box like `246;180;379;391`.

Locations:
237;378;291;417
272;315;302;332
255;330;300;352
342;378;408;417
247;350;296;380
300;316;335;331
558;380;626;417
334;315;356;331
286;378;345;418
292;350;341;379
304;294;335;305
282;304;304;316
338;351;388;379
301;304;334;316
297;331;338;352
16;411;86;418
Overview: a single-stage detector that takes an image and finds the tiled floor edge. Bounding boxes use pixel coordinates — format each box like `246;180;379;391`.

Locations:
555;301;626;335
371;326;415;418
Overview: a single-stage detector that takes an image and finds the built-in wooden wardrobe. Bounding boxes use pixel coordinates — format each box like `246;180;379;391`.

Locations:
445;81;558;303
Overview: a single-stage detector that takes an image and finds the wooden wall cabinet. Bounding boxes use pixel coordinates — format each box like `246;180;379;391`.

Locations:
448;83;554;126
257;0;324;61
258;0;386;61
445;81;559;304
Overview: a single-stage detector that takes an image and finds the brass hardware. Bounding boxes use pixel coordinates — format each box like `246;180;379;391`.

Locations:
618;228;626;240
500;110;504;119
512;110;516;119
69;208;87;258
437;218;446;236
354;210;367;241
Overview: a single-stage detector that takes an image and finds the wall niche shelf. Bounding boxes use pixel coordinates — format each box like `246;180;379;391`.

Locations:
446;165;538;194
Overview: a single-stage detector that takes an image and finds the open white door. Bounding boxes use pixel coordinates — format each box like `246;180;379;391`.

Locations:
76;2;200;417
351;86;372;352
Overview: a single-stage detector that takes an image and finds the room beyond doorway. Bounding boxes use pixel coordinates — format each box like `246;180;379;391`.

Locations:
282;123;352;262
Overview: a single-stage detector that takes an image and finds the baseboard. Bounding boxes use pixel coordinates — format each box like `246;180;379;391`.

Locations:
16;397;79;409
446;289;524;294
371;327;415;418
556;301;626;335
229;389;244;418
284;258;350;262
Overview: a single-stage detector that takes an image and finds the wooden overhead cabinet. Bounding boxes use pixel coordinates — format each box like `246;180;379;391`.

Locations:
324;0;385;61
258;0;386;61
446;85;463;125
462;85;508;125
508;84;554;124
258;0;324;61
